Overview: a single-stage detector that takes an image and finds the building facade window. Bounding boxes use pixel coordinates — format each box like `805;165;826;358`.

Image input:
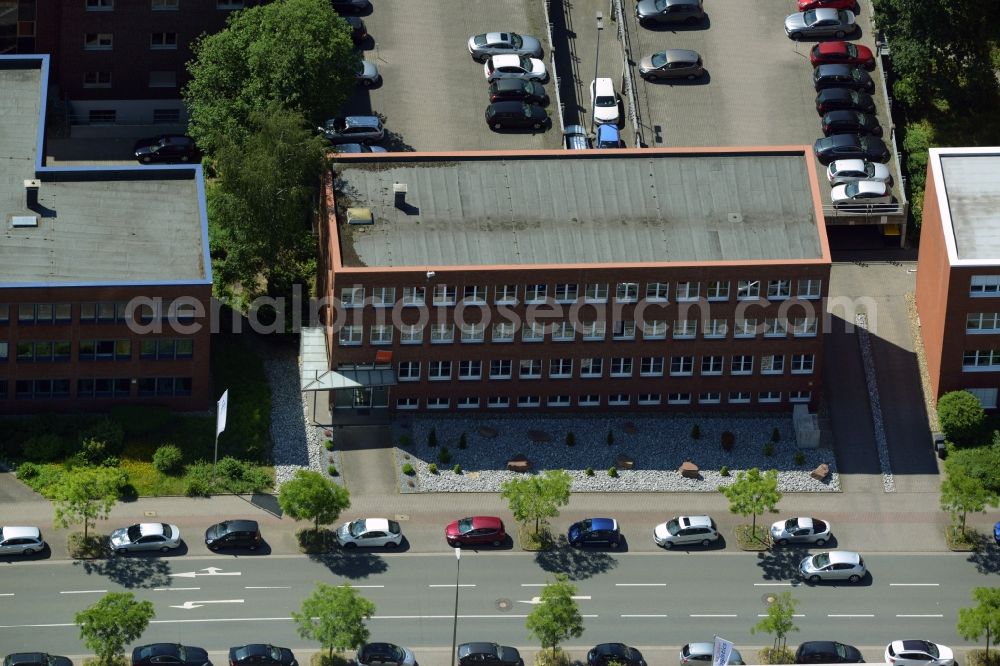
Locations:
586;283;609;302
80;301;129;323
551;322;574;341
149;71;177;88
666;392;690;404
792;317;818;337
610;357;633;377
548;395;571;407
580;357;603;378
396;397;419;410
759;391;782;403
791;353;816;374
340;286;363;307
0;341;8;361
463;285;487;303
15;340;72;362
459;360;482;380
608;393;630;406
549;358;573;378
646;282;669;302
638;393;661;405
137;377;192;397
217;0;245;8
967;313;1000;333
461;322;485;343
153;108;181;123
767;279;791;300
581;321;606;341
84;33;113;50
729;391;751;404
616;282;639;302
77;378;131;398
613;320;636;340
430;324;455;344
640;356;663;376
139;338;191;360
79;339;132;361
457;397;480;409
670;355;694;376
707;280;730;301
789;391;812;403
642;320;667;340
522;322;545;342
734;318;757;338
370;325;392;345
761;354;785;375
428;360;452;380
731;355;753;375
518;395;541;408
152;0;179;9
579;394;601;407
675;281;699;301
402;286;425;306
400;325;423;345
963;349;1000;371
525;284;547;303
398;361;420;382
797;279;822;299
737;280;760;300
86;0;114;10
432;285;457;306
704;319;727;339
488;396;510;408
16;378;71;399
490;359;512;379
672;320;697;339
427;397;450;409
338;326;362;346
764;318;788;338
965;387;999;408
970;275;1000;296
372;287;396;306
0;304;8;323
492;322;514;343
495;285;517;304
88;109;115;123
150;32;177;49
554;283;578;303
20;303;72;324
520;359;542;379
701;355;723;375
699;392;721;404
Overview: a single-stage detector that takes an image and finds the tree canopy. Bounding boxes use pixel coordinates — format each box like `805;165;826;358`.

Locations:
719;467;781;534
292;582;375;657
501;469;572;534
279;469;351;533
526;575;585;656
184;0;358;156
940;457;999;535
752;592;799;651
958;587;1000;659
76;592;155;666
937;390;987;447
53;466;127;540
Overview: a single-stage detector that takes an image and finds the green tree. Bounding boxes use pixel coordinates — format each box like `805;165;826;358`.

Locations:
292;582;375;657
719;467;782;536
947;436;1000;494
526;575;585;657
751;591;799;651
75;592;155;666
937;390;987;446
500;469;572;534
53;466;127;540
184;0;358;156
940;457;999;535
958;587;1000;661
279;469;351;533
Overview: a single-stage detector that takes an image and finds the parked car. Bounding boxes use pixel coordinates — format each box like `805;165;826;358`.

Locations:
356;643;417;666
457;644;522;666
330;0;369;14
318;116;384;144
110;523;181;554
596;124;623;148
814;134;889;164
822;110;882;136
356;60;381;87
336;518;403;548
798;0;858;10
885;642;954;666
827;159;892;185
636;0;704;25
0;526;45;555
3;654;71;666
229;645;297;666
588;644;646;666
467;32;542;62
564;124;592;149
653;515;719;548
485;101;548;131
489;79;548;104
770;517;832;546
799;550;867;582
334;143;388;154
832;180;892;208
638;49;704;81
590;77;620;125
446;516;506;547
994;520;1000;545
484;54;546;82
814;64;874;92
680;643;745;665
795;641;864;664
133;134;199;164
344;17;368;44
568;518;621;547
810;41;875;69
132;645;211;666
815;88;876;114
785;8;857;40
204;520;262;551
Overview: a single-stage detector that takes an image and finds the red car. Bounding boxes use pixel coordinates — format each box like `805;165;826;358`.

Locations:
445;516;506;547
810;41;875;70
797;0;857;10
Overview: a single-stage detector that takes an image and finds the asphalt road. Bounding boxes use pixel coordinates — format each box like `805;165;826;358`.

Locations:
1;551;994;660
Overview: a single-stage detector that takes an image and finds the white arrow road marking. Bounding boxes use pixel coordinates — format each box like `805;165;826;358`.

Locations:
518;595;591;605
170;599;244;610
170;567;241;579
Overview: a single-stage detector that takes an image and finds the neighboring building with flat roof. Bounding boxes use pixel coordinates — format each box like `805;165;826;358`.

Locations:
916;147;1000;409
312;148;831;419
0;55;212;413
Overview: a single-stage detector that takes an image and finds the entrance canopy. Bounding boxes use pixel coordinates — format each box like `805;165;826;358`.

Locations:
301;367;397;392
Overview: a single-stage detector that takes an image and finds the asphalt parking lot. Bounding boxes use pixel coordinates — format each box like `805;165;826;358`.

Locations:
345;0;562;151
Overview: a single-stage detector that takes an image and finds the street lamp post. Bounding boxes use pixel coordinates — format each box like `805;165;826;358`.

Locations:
592;11;604;134
450;547;462;666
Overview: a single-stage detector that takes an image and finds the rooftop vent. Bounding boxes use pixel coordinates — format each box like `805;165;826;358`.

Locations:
24;178;40;210
11;215;38;228
393;182;407;209
346;207;374;225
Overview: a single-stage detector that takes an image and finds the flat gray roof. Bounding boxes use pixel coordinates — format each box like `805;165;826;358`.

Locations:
333;151;824;268
0;58;208;287
938;152;1000;262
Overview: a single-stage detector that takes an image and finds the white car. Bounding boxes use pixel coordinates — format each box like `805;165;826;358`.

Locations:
590;77;620;126
653;515;719;548
770;516;831;546
827;159;892;186
885;641;955;666
484;54;547;82
0;525;46;555
336;518;403;549
799;550;866;583
110;523;181;554
831;179;892;208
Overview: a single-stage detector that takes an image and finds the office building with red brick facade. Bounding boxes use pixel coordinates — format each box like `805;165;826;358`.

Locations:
916;147;1000;409
311;148;831;418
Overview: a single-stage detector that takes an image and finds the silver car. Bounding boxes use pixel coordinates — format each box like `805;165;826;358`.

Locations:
356;60;381;87
318;116;384;144
770;516;832;546
467;31;542;63
639;49;704;81
784;8;857;40
110;523;181;554
827;159;892;186
653;515;719;548
0;525;46;555
799;550;866;583
680;643;745;666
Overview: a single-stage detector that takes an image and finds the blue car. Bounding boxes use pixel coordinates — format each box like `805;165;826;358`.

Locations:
568;518;621;548
596;124;623;149
994;521;1000;546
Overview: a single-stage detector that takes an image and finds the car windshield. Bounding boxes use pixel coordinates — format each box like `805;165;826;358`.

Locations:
349;520;366;537
654;0;667;9
925;645;939;658
518;56;531;69
813;552;831;568
522;103;533;116
845;182;861;197
666;519;680;535
268;648;281;661
126;525;143;541
864;163;875;177
510;33;523;48
458;518;473;533
803;10;817;22
596;95;615;107
852;69;864;81
845;43;858;57
474;34;487;46
835;645;848;659
650;52;668;67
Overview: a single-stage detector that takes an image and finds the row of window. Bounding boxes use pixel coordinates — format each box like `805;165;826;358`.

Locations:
967;313;1000;333
0;339;193;362
395;391;814;410
84;32;177;50
86;0;243;10
963;350;1000;371
339;318;819;346
2;377;192;400
396;354;817;381
341;279;823;307
970;276;1000;297
1;302;199;325
84;71;177;89
84;109;181;125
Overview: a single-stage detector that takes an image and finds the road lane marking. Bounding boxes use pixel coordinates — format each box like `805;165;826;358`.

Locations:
519;595;591;605
351;585;385;588
615;583;666;587
0;594;13;597
897;614;943;618
0;614;603;629
521;584;546;587
153;587;200;591
889;583;939;586
60;590;107;594
374;614;600;619
429;584;476;588
758;614;806;617
170;567;241;578
753;583;792;586
828;614;874;617
245;586;291;589
170;599;244;610
621;614;667;618
690;614;737;617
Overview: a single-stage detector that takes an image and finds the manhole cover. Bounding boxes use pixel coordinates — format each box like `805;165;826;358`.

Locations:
496;598;512;612
143;511;157;517
761;593;777;604
394;514;409;521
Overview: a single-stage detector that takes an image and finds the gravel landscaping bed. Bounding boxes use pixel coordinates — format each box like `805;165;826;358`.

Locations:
396;414;839;492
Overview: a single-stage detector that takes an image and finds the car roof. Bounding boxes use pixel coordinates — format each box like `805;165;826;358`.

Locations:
1;526;41;539
359;518;391;531
799;641;838;653
896;641;932;652
484;31;510;42
491;54;522;66
219;519;259;532
6;654;47;665
593;77;614;94
587;517;617;530
826;134;861;147
596;124;619;139
662;48;700;62
492;78;528;91
796;517;815;529
817;40;850;53
685;643;714;656
825;109;864;121
459;643;497;657
816;63;854;76
136;523;167;537
564;124;588;136
812;7;842;19
831;159;866;171
594;644;629;656
471;516;503;529
852;180;887;194
140;644;181;657
681;515;713;528
827;550;862;564
666;0;700;6
491;100;529;112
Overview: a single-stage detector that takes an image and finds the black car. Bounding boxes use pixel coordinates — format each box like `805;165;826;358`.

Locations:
4;654;72;666
821;110;882;137
813;64;875;93
587;644;646;666
795;642;864;664
813;134;890;165
356;643;416;666
331;0;369;14
815;88;876;115
485;101;548;131
229;645;297;666
457;644;522;666
204;520;262;551
132;645;211;666
489;79;548;104
133;135;199;164
568;518;621;547
344;17;367;44
636;0;704;25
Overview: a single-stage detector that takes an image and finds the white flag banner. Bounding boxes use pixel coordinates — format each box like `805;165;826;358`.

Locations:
216;389;229;436
713;636;734;666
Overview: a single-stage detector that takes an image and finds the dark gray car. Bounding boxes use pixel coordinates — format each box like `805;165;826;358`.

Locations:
813;64;874;92
318;116;384;144
457;644;522;666
784;8;857;40
636;0;704;25
467;32;542;62
4;654;72;666
639;49;704;80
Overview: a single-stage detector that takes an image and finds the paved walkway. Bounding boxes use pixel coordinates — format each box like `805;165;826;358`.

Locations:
336;425;400;495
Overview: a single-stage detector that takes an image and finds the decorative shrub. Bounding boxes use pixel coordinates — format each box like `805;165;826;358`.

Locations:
608;466;618;478
428;428;438;447
458;433;468;449
428;463;439;474
324;439;334;451
437;447;452;465
453;464;462;474
938;390;987;446
566;432;576;447
585;467;594;476
152;445;184;474
80;418;125;456
327;465;338;477
606;430;615;446
691;424;701;440
720;465;730;477
794;451;806;466
771;427;781;443
763;442;775;457
16;462;40;480
721;431;735;452
402;463;415;476
79;437;111;465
